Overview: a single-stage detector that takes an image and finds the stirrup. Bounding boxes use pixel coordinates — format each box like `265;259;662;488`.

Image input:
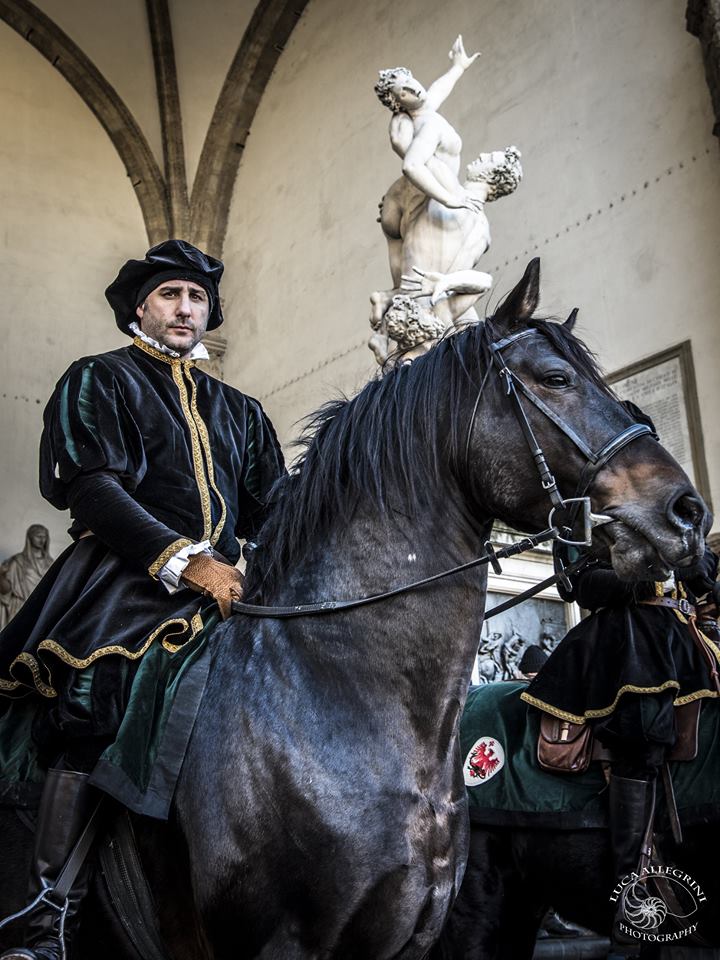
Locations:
0;888;68;934
0;887;69;960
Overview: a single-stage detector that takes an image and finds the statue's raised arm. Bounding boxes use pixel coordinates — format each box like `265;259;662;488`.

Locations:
375;35;482;213
425;35;480;112
370;40;522;365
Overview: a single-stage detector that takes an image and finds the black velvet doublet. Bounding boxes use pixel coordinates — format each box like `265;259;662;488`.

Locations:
0;338;284;723
521;560;720;756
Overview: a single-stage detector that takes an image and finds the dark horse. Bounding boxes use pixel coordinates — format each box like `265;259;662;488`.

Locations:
0;260;709;959
430;794;720;959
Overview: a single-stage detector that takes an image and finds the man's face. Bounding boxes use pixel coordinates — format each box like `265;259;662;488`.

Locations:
135;279;210;356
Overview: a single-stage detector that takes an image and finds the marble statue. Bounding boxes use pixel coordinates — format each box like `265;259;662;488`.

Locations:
0;524;53;628
370;37;523;363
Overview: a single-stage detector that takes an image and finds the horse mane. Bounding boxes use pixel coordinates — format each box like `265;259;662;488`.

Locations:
244;317;612;599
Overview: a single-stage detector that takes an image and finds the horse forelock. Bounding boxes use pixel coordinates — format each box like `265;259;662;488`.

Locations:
245;319;614;600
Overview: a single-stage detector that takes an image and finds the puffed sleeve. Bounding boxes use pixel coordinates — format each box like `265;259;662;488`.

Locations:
235;398;286;541
40;358;147;508
39;360;190;575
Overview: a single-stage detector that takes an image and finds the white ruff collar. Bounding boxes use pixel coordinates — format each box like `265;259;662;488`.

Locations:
129;322;210;361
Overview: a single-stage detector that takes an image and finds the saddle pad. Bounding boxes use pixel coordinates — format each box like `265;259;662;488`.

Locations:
460;682;720;829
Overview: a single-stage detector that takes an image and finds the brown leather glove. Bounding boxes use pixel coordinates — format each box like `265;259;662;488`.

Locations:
180;553;244;620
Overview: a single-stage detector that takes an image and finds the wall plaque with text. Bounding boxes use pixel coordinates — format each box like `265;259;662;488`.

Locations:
609;342;710;507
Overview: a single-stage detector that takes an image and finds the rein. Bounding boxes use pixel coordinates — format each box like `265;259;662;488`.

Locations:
234;528;567;619
233;326;654;621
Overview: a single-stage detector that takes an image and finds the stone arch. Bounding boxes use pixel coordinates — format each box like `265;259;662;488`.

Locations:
189;0;310;257
0;0;170;243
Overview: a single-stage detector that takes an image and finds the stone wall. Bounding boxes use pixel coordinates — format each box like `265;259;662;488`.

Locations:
221;0;720;530
0;21;146;558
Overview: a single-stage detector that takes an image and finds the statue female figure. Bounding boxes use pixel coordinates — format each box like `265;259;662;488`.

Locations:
370;39;523;363
0;524;53;628
373;36;480;299
374;36;482;220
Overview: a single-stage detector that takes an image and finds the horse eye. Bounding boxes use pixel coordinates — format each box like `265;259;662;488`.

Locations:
542;374;570;388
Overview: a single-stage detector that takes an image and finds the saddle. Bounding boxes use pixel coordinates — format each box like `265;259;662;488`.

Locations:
537;699;702;774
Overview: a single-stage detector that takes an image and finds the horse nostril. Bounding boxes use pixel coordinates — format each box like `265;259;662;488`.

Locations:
668;492;706;531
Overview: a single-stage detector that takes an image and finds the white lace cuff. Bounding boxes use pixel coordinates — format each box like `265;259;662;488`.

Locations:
158;540;212;594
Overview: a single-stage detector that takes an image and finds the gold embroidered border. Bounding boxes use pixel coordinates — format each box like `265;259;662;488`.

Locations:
519;693;588;724
8;652;57;698
132;337;179;366
148;538;194;578
675;688;719;706
184;366;227;546
697;626;720;665
521;679;682;723
0;612;202;700
171;361;212;541
37;616;191;670
162;612;205;653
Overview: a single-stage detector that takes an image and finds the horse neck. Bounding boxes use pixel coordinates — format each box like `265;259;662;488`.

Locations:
272;482;492;728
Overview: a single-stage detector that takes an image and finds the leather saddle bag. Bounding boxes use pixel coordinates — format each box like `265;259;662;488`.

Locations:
537;713;593;773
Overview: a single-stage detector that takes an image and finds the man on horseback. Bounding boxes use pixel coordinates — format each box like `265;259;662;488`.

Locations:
0;240;285;960
521;395;719;950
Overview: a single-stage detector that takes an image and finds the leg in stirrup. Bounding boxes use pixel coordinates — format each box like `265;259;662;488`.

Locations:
0;768;96;960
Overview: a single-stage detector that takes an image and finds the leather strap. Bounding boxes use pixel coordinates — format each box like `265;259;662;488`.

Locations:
233;527;564;619
638;596;696;615
48;798;105;906
662;762;683;845
98;811;170;960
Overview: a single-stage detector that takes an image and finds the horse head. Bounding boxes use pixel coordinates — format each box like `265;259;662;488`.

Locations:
469;259;710;580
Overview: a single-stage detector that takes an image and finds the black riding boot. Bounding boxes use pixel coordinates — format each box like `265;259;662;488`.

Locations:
608;774;655;954
609;774;654;882
1;769;94;960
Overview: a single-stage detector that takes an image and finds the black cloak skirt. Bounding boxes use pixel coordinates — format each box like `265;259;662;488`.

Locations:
521;603;720;750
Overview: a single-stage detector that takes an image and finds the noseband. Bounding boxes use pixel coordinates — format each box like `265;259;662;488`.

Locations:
468;327;655;546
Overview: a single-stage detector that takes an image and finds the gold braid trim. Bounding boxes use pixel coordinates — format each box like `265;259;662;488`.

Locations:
171;362;212;540
696;626;720;665
521;679;682;723
148;538;194;578
162;611;205;653
675;689;719;706
7;652;57;698
519;693;588;725
36;616;191;669
132;337;184;366
184;366;227;546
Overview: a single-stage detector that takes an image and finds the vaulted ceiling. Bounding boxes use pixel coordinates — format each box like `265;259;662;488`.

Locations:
0;0;309;255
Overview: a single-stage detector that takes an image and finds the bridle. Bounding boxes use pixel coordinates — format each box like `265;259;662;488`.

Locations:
480;327;655;547
232;325;656;619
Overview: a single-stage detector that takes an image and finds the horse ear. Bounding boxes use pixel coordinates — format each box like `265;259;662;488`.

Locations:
564;307;579;332
492;258;540;335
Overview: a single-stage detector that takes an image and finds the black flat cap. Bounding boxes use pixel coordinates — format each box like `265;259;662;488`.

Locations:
105;239;224;334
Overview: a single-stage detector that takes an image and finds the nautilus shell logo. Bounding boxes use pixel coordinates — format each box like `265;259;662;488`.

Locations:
610;864;707;944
